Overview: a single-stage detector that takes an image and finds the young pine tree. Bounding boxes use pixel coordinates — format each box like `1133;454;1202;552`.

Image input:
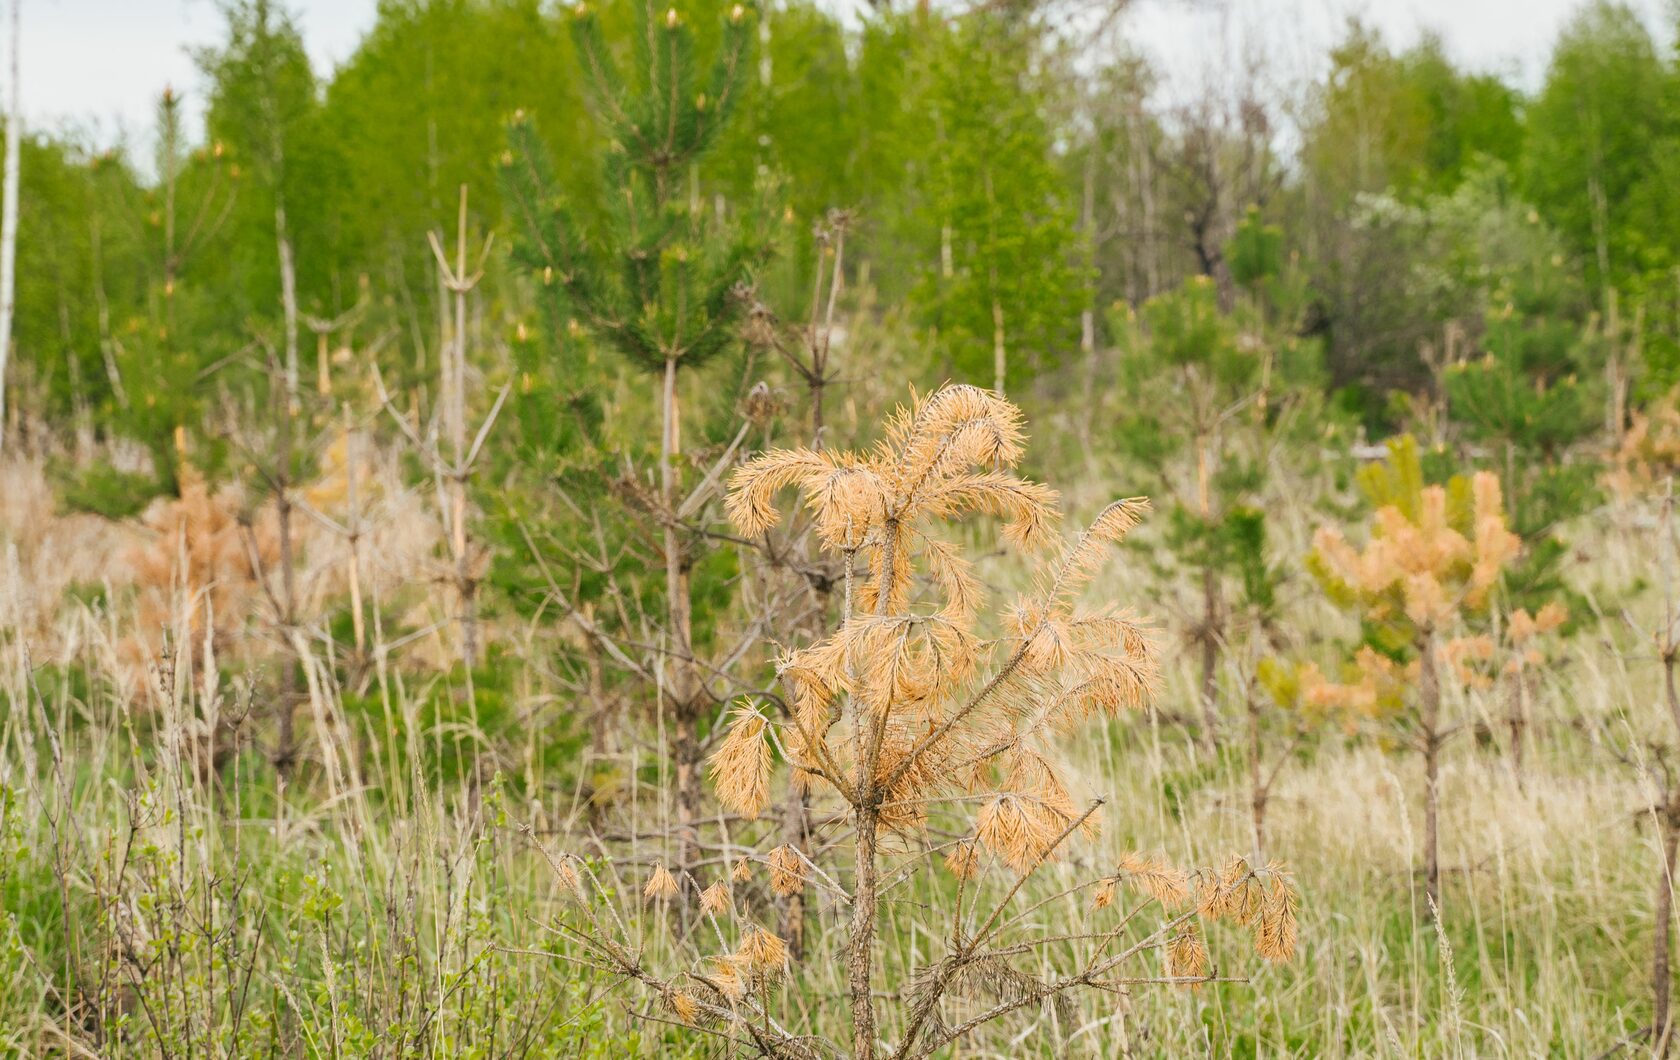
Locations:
499;0;765;868
1440;189;1599;611
524;385;1301;1059
196;0;327;773
1113;234;1318;752
114;88;238;496
1307;435;1522;910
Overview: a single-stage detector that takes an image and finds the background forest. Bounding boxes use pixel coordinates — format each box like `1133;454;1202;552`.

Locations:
4;0;1680;1056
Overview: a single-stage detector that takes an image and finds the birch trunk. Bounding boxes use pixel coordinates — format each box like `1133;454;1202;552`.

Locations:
0;0;21;453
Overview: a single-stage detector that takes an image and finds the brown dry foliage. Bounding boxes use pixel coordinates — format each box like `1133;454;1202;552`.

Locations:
117;466;278;697
708;704;773;820
1607;389;1680;499
728;385;1161;869
1313;470;1519;628
539;386;1300;1057
768;844;808;896
643;861;680;902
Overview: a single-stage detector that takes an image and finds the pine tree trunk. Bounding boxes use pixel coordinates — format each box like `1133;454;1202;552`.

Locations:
1661;650;1680;1054
1420;628;1442;912
1079;147;1099;436
1194;422;1220;753
274;380;299;776
672;704;701;867
1248;690;1266;859
1656;818;1679;1055
1199;565;1221;753
278;215;299;404
272;191;302;776
991;297;1007;397
661;357;702;871
846;805;880;1060
344;418;366;654
446;187;477;669
845;523;902;1060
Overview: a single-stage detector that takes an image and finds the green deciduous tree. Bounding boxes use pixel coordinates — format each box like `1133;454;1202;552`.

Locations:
903;12;1084;395
1524;1;1670;301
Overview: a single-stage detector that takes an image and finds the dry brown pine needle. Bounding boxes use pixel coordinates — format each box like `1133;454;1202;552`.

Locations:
707;704;773;820
644;862;680;902
768;844;808;896
699;880;731;916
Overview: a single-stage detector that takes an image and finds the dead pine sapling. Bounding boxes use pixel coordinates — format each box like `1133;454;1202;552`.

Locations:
523;385;1300;1059
373;185;509;678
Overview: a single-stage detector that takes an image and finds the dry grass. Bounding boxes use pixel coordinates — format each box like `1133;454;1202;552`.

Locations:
0;429;1671;1057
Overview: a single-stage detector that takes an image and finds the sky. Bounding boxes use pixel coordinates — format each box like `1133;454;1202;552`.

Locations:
8;0;1674;155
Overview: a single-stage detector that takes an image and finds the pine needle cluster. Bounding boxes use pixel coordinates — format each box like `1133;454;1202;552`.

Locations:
120;465;279;696
724;383;1155;856
499;0;761;375
1310;436;1520;633
1607;387;1680;499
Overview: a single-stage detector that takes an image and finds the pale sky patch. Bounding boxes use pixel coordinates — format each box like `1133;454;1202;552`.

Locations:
7;0;1673;162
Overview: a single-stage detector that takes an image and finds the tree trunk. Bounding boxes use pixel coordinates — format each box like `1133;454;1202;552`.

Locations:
672;705;701;867
1656;817;1679;1056
268;195;303;776
1506;663;1527;792
344;416;365;654
1193;419;1221;754
846;806;880;1060
1079;145;1099;436
1420;628;1442;912
0;0;20;454
1247;690;1266;859
844;524;904;1060
661;356;702;871
991;297;1006;397
1198;565;1221;753
446;186;477;669
273;382;299;776
278;214;299;405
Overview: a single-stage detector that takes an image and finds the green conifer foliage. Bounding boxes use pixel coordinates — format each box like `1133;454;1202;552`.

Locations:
499;0;765;870
1441;184;1599;611
499;0;761;376
1112;268;1320;751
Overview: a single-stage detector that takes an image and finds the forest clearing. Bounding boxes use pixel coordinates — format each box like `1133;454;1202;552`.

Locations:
2;0;1680;1055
